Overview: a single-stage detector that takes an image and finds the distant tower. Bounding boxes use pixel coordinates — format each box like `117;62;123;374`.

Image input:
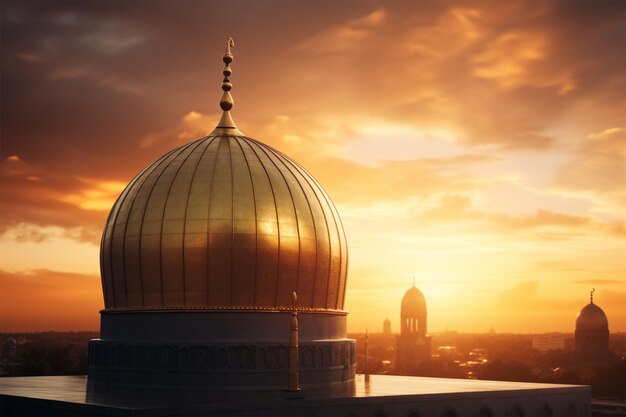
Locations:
364;329;369;377
383;318;391;336
575;289;609;363
396;280;432;370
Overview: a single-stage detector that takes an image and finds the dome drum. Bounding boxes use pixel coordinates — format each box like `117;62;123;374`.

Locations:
98;311;348;342
88;310;355;394
88;338;355;402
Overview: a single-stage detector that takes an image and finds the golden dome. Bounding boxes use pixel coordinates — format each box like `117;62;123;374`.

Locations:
101;134;347;312
100;38;347;313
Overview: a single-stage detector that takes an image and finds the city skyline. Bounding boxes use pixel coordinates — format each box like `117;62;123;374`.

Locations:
1;1;625;333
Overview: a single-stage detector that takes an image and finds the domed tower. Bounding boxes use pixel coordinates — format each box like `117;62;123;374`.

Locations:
88;38;353;401
575;289;609;363
395;280;431;371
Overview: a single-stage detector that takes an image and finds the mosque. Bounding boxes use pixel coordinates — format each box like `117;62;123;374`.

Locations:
575;289;610;364
0;38;590;416
89;35;352;399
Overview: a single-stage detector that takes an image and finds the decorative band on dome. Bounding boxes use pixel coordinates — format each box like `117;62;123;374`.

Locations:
100;306;348;315
101;135;348;313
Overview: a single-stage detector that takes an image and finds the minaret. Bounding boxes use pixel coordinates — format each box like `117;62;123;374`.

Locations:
364;328;370;380
363;329;370;382
575;288;610;363
287;292;301;392
397;280;431;371
210;35;243;136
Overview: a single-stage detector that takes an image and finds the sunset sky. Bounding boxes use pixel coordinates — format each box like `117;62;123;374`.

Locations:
1;1;625;333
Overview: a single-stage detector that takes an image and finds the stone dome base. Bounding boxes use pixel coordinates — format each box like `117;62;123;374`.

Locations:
87;311;355;399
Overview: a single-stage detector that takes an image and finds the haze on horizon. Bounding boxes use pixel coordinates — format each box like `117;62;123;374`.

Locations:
1;1;625;334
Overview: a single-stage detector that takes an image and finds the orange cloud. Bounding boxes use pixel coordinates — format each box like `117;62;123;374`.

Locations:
59;178;126;211
295;8;386;54
493;281;626;332
139;110;221;148
556;128;626;194
406;7;484;58
472;32;546;85
1;162;111;243
0;269;102;332
17;52;42;62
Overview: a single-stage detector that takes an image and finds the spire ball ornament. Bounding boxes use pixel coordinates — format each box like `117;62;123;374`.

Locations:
220;36;235;111
211;35;242;135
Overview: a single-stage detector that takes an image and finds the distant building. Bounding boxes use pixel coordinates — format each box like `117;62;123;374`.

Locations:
532;333;565;353
396;283;432;370
383;318;391;336
0;336;19;377
575;290;610;363
2;337;16;361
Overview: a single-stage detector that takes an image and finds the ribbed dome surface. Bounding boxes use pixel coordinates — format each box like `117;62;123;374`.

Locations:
101;135;347;312
576;303;608;330
401;287;426;315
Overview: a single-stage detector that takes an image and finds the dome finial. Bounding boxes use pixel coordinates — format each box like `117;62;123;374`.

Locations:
412;276;415;287
210;35;243;136
365;327;369;377
590;288;595;304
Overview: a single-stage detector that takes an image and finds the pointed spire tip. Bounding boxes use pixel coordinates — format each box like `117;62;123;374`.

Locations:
210;35;243;136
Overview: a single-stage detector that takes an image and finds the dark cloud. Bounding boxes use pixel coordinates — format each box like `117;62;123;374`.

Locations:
0;163;107;242
1;0;624;243
0;0;377;235
411;194;625;241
